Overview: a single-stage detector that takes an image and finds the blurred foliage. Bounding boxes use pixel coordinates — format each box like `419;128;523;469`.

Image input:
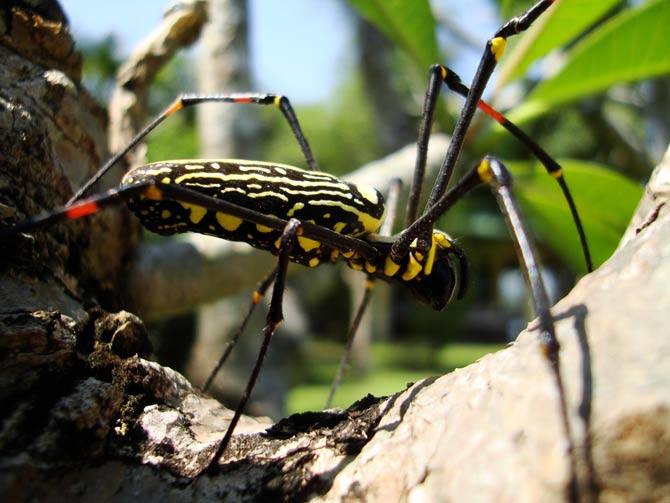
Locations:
79;35;122;103
507;0;670;123
146;54;198;114
494;0;623;87
145;110;199;163
345;0;440;77
79;36;207;167
143;55;200;163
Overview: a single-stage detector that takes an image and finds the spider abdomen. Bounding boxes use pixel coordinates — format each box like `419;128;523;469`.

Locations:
123;159;385;267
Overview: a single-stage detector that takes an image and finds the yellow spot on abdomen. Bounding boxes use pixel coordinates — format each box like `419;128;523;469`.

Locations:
216;212;243;231
334;222;347;233
357;212;383;235
180;202;207;224
298;236;321;252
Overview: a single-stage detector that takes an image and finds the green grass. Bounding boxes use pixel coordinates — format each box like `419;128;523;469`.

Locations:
436;342;505;370
287;369;430;412
286;341;505;414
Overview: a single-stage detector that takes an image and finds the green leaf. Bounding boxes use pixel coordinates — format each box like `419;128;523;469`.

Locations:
496;0;621;87
509;0;670;124
508;159;643;271
345;0;441;72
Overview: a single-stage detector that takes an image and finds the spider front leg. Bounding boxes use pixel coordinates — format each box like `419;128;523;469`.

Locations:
483;155;579;500
404;32;592;273
402;154;579;501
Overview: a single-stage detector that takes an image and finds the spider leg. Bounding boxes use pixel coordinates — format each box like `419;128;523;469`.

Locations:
201;267;277;393
400;153;580;499
3;180;381;264
440;66;593;272
206;218;302;471
397;0;558;259
482;155;578;501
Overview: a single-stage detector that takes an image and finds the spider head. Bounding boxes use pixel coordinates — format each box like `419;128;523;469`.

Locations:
394;231;467;311
353;231;468;311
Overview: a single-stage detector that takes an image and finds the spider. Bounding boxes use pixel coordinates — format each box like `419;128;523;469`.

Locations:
1;0;589;491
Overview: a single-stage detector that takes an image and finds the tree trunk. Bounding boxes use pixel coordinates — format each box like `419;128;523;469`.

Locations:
1;2;668;503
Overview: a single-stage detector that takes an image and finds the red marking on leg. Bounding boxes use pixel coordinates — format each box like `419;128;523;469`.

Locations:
234;97;253;103
65;200;99;220
478;100;506;125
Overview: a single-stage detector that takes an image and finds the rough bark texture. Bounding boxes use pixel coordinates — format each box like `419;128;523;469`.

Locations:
1;2;669;503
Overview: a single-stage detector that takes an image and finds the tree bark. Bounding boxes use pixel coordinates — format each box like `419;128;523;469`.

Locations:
1;2;668;503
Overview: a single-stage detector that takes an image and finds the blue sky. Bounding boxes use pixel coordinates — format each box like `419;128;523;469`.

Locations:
60;0;355;103
58;0;498;104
